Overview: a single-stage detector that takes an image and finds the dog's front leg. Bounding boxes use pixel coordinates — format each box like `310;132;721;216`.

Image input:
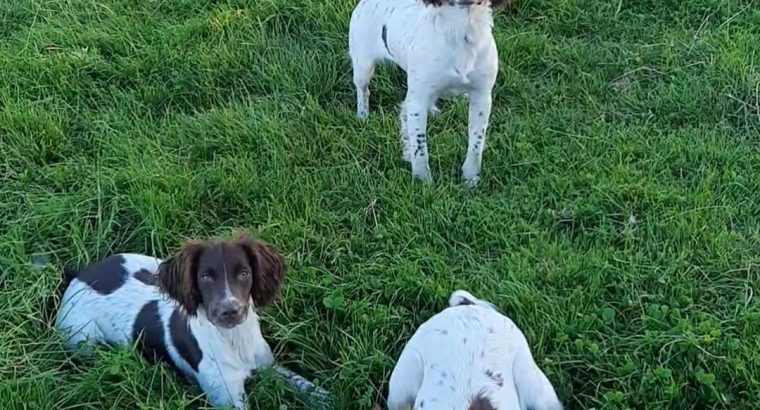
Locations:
274;365;331;407
462;89;492;186
200;375;246;410
404;90;433;184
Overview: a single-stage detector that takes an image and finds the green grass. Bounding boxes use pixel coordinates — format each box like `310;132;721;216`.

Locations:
1;0;759;408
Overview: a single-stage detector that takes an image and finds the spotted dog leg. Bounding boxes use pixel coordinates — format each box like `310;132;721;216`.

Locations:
462;89;492;187
405;92;433;183
399;102;412;162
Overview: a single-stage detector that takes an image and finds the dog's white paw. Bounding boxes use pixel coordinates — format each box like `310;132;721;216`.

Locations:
463;173;481;187
412;164;433;184
414;173;433;184
462;160;482;187
429;105;441;116
357;110;369;121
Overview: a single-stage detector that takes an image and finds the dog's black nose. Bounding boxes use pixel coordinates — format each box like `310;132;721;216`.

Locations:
217;299;245;322
220;306;242;319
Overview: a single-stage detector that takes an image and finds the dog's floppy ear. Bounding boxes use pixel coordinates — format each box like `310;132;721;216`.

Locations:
157;241;204;315
236;235;286;308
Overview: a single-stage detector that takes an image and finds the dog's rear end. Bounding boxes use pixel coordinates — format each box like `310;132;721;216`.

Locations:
387;290;562;410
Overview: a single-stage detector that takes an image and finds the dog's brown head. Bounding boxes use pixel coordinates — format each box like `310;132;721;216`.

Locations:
157;234;285;329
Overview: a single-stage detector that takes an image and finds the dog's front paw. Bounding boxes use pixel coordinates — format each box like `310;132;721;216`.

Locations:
429;105;441;116
412;166;433;184
463;173;481;187
414;173;433;184
357;109;369;121
462;161;482;187
462;166;481;187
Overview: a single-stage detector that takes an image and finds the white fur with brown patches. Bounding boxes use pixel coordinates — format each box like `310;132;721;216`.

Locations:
387;290;563;410
55;252;329;409
349;0;500;186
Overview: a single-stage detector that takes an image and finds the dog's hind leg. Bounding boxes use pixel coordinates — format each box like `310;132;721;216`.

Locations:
513;349;564;410
351;56;375;121
387;348;424;410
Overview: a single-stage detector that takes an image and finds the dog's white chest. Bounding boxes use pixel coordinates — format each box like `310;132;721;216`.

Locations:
434;45;488;97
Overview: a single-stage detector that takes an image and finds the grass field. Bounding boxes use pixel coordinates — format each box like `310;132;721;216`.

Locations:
1;0;759;408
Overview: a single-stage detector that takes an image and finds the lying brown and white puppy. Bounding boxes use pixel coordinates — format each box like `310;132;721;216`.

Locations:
55;234;328;409
387;290;563;410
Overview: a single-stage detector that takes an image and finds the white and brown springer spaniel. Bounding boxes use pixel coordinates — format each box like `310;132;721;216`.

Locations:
349;0;507;186
387;290;563;410
55;234;328;409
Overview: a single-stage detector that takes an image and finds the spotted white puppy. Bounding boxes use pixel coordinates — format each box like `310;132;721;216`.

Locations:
349;0;505;186
387;290;563;410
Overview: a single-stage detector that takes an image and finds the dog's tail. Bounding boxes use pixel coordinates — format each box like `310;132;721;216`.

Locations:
62;268;79;283
448;289;498;311
31;254;77;283
513;350;563;410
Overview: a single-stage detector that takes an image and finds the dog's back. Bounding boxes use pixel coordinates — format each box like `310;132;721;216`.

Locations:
56;253;163;350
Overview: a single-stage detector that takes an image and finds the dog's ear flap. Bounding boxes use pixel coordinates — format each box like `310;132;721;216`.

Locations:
157;241;204;315
236;234;286;308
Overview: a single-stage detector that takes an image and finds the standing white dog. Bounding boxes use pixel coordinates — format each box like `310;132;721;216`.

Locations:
349;0;504;186
387;290;563;410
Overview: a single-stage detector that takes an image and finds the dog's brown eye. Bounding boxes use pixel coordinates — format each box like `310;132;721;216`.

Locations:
238;271;250;280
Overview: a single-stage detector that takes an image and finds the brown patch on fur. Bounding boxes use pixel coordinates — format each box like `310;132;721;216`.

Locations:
469;391;496;410
134;268;157;286
157;241;204;315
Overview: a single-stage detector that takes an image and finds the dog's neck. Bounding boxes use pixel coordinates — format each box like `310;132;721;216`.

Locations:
431;5;493;46
194;306;261;342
